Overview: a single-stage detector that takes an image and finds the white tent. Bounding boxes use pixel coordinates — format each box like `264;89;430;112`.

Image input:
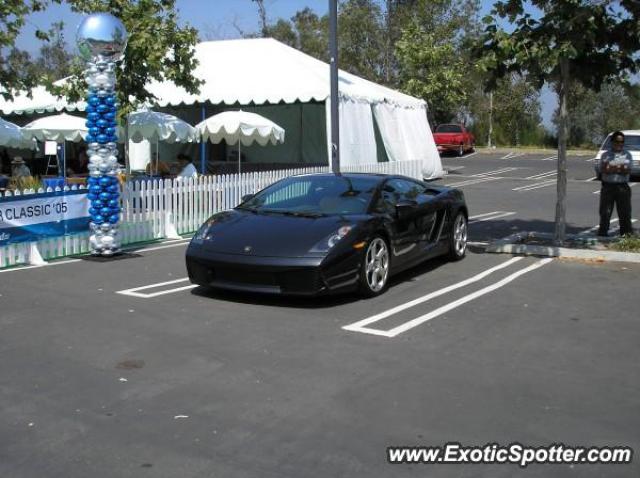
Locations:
0;38;442;178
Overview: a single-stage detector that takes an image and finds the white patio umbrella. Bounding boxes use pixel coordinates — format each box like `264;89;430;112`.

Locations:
0;117;37;149
21;112;87;142
125;108;198;175
196;110;285;174
21;113;88;177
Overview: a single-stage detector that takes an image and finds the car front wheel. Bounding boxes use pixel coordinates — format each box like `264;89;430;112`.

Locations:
359;236;390;297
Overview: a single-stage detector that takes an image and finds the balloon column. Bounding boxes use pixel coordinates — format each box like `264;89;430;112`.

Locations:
76;13;128;256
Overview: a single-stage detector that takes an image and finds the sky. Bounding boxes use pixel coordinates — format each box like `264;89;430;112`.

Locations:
14;0;556;126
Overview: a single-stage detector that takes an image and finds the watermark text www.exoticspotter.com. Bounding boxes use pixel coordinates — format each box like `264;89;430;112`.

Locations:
387;443;633;467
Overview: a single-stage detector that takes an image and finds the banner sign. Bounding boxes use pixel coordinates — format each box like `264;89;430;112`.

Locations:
0;190;90;245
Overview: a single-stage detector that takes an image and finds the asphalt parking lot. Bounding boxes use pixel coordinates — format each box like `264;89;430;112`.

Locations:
1;151;639;478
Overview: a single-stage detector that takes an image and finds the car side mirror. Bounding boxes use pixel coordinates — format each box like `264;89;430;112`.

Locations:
395;200;418;220
241;194;255;203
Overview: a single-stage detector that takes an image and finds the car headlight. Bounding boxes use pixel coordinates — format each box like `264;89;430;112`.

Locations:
310;225;353;253
192;217;216;244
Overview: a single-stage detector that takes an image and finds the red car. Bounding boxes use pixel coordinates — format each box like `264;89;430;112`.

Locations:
433;124;475;156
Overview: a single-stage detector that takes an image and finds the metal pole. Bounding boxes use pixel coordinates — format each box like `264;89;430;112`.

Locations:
329;0;340;173
200;103;207;174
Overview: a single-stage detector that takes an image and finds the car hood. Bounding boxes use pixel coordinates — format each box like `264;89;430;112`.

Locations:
198;210;363;257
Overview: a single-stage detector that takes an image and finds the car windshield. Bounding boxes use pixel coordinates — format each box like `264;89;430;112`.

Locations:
238;175;380;216
435;124;462;133
602;134;640;151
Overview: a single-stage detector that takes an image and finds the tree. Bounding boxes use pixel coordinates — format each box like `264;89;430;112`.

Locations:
34;21;74;82
0;0;62;100
479;0;640;243
2;1;201;115
338;0;385;82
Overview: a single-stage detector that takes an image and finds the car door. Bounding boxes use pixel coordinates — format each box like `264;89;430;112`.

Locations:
374;178;435;265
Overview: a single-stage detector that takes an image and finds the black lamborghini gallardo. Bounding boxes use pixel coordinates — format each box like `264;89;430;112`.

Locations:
186;173;468;297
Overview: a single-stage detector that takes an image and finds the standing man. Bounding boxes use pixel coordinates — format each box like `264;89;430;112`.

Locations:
597;131;633;236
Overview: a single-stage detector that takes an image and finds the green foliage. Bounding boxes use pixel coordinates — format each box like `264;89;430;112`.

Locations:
612;235;640;253
262;7;328;62
396;22;469;124
0;0;61;100
57;0;201;118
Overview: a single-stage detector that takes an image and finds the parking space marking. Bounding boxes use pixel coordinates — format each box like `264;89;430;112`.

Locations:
116;278;196;298
447;167;518;187
540;155;557;161
342;257;523;334
512;179;557;191
343;258;552;338
525;170;556;180
501;152;526;160
578;218;638;236
469;211;516;223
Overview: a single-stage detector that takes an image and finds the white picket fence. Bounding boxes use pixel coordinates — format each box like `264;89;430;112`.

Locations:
0;159;425;268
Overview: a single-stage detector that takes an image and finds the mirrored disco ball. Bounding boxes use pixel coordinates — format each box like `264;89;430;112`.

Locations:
77;13;128;61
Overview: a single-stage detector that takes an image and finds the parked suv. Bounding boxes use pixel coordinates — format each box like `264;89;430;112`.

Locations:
595;130;640;181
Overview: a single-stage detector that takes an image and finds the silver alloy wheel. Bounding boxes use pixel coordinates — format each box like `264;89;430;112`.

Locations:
458;144;464;156
365;238;389;292
453;214;468;256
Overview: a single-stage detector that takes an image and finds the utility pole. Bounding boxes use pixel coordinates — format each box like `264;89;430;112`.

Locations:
329;0;340;173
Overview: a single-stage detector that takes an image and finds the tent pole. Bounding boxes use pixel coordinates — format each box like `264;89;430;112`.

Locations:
238;141;241;175
329;0;340;173
200;104;207;174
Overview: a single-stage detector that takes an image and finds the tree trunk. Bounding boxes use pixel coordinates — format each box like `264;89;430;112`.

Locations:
487;91;493;148
554;56;569;244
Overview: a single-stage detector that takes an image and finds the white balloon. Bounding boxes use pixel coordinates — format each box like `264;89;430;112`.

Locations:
100;223;111;232
101;235;114;248
90;170;101;178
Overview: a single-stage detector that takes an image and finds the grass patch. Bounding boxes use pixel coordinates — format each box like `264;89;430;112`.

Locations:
611;235;640;252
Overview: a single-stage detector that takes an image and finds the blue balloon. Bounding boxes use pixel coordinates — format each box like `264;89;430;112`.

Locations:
89;95;101;106
104;111;116;121
108;214;120;224
87;193;98;201
97;134;109;144
92;198;104;206
106;134;118;143
88;207;98;216
99;192;111;201
104;95;116;106
107;184;119;193
88;112;100;121
85;134;97;143
99;177;112;187
94;215;105;224
97;104;109;113
89;185;101;194
99;207;111;217
104;126;116;136
86;104;96;113
85;120;96;129
88;176;100;185
89;127;100;136
108;199;119;208
96;119;108;128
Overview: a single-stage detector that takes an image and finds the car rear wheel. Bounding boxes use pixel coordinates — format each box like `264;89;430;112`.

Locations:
448;212;467;261
359;236;390;297
457;144;464;157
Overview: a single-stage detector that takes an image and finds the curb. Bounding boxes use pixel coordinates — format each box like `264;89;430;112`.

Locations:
484;231;640;264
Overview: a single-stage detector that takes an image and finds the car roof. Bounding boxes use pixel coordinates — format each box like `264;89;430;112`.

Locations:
605;130;640;136
291;172;391;182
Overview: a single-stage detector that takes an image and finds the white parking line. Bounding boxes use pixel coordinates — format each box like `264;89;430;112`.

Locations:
512;179;557;191
447;177;501;187
578;218;638;235
540;155;557;161
343;258;551;338
343;257;523;334
470;167;519;177
469;211;516;223
463;151;478;158
116;278;196;298
525;170;556;180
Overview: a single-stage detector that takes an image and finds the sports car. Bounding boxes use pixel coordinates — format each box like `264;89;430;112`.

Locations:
186;173;468;297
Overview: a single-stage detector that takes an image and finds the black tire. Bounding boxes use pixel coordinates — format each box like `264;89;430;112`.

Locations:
358;235;391;297
448;211;467;261
457;144;464;157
